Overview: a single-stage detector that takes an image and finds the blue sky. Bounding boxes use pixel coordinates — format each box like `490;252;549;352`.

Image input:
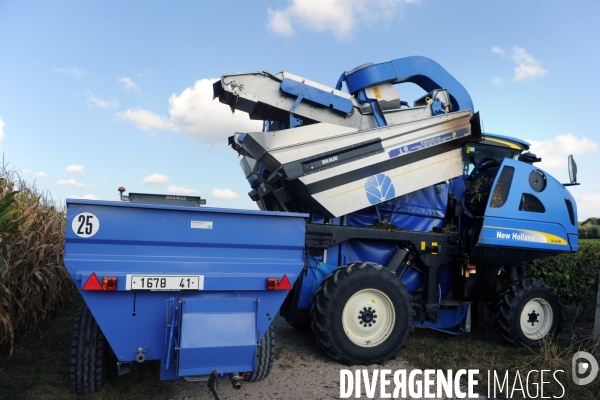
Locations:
1;0;598;220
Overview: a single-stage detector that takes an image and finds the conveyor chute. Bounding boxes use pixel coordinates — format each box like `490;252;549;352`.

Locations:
215;56;482;217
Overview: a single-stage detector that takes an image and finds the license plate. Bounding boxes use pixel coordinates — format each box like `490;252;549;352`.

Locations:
128;275;204;291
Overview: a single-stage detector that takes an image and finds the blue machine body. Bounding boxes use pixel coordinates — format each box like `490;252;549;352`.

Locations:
293;181;467;332
288;133;578;333
64;199;307;380
337;56;475;126
475;158;579;255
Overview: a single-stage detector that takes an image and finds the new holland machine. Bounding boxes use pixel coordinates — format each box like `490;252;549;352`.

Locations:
213;56;579;364
64;56;579;394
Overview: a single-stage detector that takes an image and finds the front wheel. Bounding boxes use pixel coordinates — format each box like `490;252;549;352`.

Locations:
310;262;414;365
495;279;562;346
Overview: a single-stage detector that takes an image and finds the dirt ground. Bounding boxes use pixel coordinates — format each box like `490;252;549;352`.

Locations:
176;316;423;400
0;297;479;400
3;295;598;399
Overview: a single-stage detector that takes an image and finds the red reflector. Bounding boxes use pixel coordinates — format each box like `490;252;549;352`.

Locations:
102;276;117;291
278;275;292;290
267;278;279;290
82;272;102;291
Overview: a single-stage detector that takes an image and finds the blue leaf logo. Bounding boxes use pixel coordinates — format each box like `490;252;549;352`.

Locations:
365;174;395;205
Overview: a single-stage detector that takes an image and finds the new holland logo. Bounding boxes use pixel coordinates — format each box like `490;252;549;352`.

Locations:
365;174;395;205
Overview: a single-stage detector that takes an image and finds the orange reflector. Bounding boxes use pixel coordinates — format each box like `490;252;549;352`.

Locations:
278;275;292;290
102;276;117;291
82;272;102;290
267;278;279;290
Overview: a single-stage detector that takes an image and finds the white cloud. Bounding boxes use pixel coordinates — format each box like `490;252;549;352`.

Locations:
142;173;169;184
87;93;119;109
266;0;415;40
212;188;240;200
574;193;600;220
118;77;140;91
70;193;98;200
116;107;178;131
491;77;504;86
526;133;599;170
35;171;49;178
167;184;199;195
22;169;31;173
53;67;87;79
116;79;261;145
246;201;260;210
511;46;547;81
491;46;505;57
65;164;84;174
57;179;86;187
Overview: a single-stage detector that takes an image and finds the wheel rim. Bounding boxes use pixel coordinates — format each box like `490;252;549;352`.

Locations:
520;297;553;340
342;289;395;347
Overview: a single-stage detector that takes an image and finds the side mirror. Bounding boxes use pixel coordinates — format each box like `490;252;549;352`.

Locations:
564;155;580;186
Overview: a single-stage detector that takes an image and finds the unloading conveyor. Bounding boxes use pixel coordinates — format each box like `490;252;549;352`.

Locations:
214;56;482;217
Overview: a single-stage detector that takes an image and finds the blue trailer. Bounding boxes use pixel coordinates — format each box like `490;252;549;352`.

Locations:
64;199;307;393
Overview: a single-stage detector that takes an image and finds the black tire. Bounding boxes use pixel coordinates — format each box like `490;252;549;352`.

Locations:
310;262;414;366
244;323;275;382
496;279;562;346
70;305;107;393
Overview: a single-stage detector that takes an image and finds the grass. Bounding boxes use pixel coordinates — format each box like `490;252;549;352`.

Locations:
2;294;599;399
402;307;600;399
0;295;182;400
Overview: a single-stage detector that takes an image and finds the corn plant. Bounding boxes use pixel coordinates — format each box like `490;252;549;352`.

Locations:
0;164;75;356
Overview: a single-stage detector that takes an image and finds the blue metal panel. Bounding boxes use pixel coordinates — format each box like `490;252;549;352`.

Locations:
297;261;338;310
356;89;387;127
568;234;579;252
344;62;397;91
280;78;353;114
480;159;578;252
64;200;307;380
343;56;474;114
415;305;470;334
178;298;257;376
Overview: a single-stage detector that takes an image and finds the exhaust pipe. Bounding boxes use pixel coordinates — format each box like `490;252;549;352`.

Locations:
230;372;242;390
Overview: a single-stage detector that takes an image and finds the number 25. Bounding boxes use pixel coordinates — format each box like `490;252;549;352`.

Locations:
77;215;94;235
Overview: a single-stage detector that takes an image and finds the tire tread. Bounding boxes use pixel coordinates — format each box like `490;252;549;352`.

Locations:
495;278;562;347
310;262;414;366
69;305;107;393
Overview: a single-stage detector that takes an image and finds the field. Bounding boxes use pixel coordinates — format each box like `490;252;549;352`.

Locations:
1;291;599;399
0;165;598;399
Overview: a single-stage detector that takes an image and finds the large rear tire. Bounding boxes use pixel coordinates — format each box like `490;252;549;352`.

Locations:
496;279;562;346
310;262;414;365
70;305;107;393
244;323;275;382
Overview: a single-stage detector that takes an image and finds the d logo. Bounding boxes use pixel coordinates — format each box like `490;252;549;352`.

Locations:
572;351;598;385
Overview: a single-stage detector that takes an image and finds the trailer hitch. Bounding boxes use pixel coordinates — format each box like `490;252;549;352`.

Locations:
207;370;220;400
135;347;149;363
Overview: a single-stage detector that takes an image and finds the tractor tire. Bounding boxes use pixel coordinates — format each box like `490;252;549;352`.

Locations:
495;279;562;346
70;305;107;393
310;262;414;366
244;323;275;382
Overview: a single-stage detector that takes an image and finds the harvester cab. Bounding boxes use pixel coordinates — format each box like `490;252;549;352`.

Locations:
458;133;579;259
